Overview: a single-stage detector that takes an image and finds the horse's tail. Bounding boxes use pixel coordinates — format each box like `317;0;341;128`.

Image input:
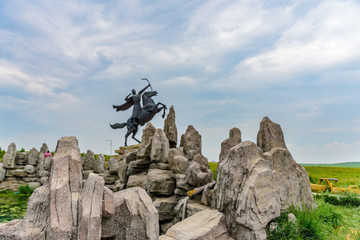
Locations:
110;123;127;129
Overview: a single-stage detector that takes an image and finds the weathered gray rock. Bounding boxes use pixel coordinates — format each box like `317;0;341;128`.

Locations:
101;187;115;238
154;196;178;221
108;157;119;175
24;164;36;174
151;128;170;163
169;155;189;174
106;187;159;240
15;152;28;165
6;169;27;177
127;172;147;189
77;173;105;240
173;174;192;191
2;142;16;168
214;140;315;240
98;171;118;185
83;150;96;171
147;169;175;196
0;185;50;240
0;163;6;182
28;147;40;166
160;209;232;240
93;154;105;173
164;105;178;148
37;144;49;173
257;116;287;152
28;182;41;188
180;125;202;157
219;127;241;163
186;154;213;187
43;156;52;171
138;122;156;159
117;159;128;184
48;136;82;240
127;158;151;175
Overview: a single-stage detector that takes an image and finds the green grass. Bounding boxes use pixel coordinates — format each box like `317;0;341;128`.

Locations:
0;188;32;223
304;166;360;187
268;197;360;239
301;162;360;168
208;162;217;180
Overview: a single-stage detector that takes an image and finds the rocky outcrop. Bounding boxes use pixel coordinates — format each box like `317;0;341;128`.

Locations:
186;154;213;187
147;169;175;196
2;143;16;169
0;163;6;182
164;105;177;148
214;118;315;240
78;173;105;240
138;122;156;159
219;127;241;163
83;150;96;171
257;116;287;152
93;154;105;173
28;147;40;166
150;129;169;163
108;187;159;240
180;125;202;157
48;136;82;240
160;209;233;240
108;156;119;175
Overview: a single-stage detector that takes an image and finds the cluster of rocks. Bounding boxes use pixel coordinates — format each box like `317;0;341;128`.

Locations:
0;105;316;240
0;143;51;191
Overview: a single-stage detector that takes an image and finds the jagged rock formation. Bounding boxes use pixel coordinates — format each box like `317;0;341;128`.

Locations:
219;127;241;163
180;125;202;157
213;117;315;240
163;105;178;148
2;142;16;169
0;136;160;240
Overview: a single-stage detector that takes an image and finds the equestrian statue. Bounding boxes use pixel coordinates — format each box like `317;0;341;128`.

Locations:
110;78;167;146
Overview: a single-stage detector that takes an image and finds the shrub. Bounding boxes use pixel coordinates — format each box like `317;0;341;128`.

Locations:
19;148;25;152
18;184;34;195
323;193;360;207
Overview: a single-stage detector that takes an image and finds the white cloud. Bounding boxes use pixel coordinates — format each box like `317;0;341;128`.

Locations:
227;0;360;88
161;76;197;86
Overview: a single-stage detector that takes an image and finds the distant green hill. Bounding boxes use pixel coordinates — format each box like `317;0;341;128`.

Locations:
300;162;360;168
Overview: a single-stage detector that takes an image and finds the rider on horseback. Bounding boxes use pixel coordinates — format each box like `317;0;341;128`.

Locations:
126;84;151;125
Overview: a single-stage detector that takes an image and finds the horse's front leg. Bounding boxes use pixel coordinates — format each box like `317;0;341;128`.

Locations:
132;127;141;143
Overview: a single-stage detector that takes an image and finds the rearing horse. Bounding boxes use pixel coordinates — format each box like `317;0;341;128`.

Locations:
110;90;167;146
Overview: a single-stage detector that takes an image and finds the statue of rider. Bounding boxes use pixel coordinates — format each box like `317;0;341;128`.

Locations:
113;83;151;125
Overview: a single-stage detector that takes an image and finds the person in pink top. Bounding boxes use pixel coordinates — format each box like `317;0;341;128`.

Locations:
44;150;51;159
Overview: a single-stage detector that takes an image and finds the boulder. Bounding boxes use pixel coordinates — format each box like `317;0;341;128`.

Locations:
150;128;169;163
173;173;192;191
169;155;189;174
117;159;128;184
108;157;119;175
7;169;27;177
77;173;105;240
147;169;175;196
83;150;96;171
153;196;178;221
37;143;49;172
43;156;52;171
127;158;151;175
180;125;202;157
15;152;28;165
214;140;315;240
0;163;6;182
185;154;213;187
2;142;16;168
99;171;118;185
160;209;233;240
101;187;115;238
24;164;36;174
138;122;156;159
106;187;159;240
93;154;105;173
257;116;287;152
28;147;40;166
164;105;178;148
0;185;50;239
127;172;147;189
219;127;241;163
48;136;82;240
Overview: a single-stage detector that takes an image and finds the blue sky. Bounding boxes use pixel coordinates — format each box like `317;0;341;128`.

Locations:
1;0;360;163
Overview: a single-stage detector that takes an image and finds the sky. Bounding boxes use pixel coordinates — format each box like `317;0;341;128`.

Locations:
1;0;360;163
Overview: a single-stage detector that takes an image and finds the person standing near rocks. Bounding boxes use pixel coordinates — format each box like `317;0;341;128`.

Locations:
44;150;51;159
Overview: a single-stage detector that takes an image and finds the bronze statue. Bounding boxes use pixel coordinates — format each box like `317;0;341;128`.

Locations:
110;78;167;146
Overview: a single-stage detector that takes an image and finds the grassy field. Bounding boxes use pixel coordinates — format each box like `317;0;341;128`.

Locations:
302;162;360;168
304;166;360;187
